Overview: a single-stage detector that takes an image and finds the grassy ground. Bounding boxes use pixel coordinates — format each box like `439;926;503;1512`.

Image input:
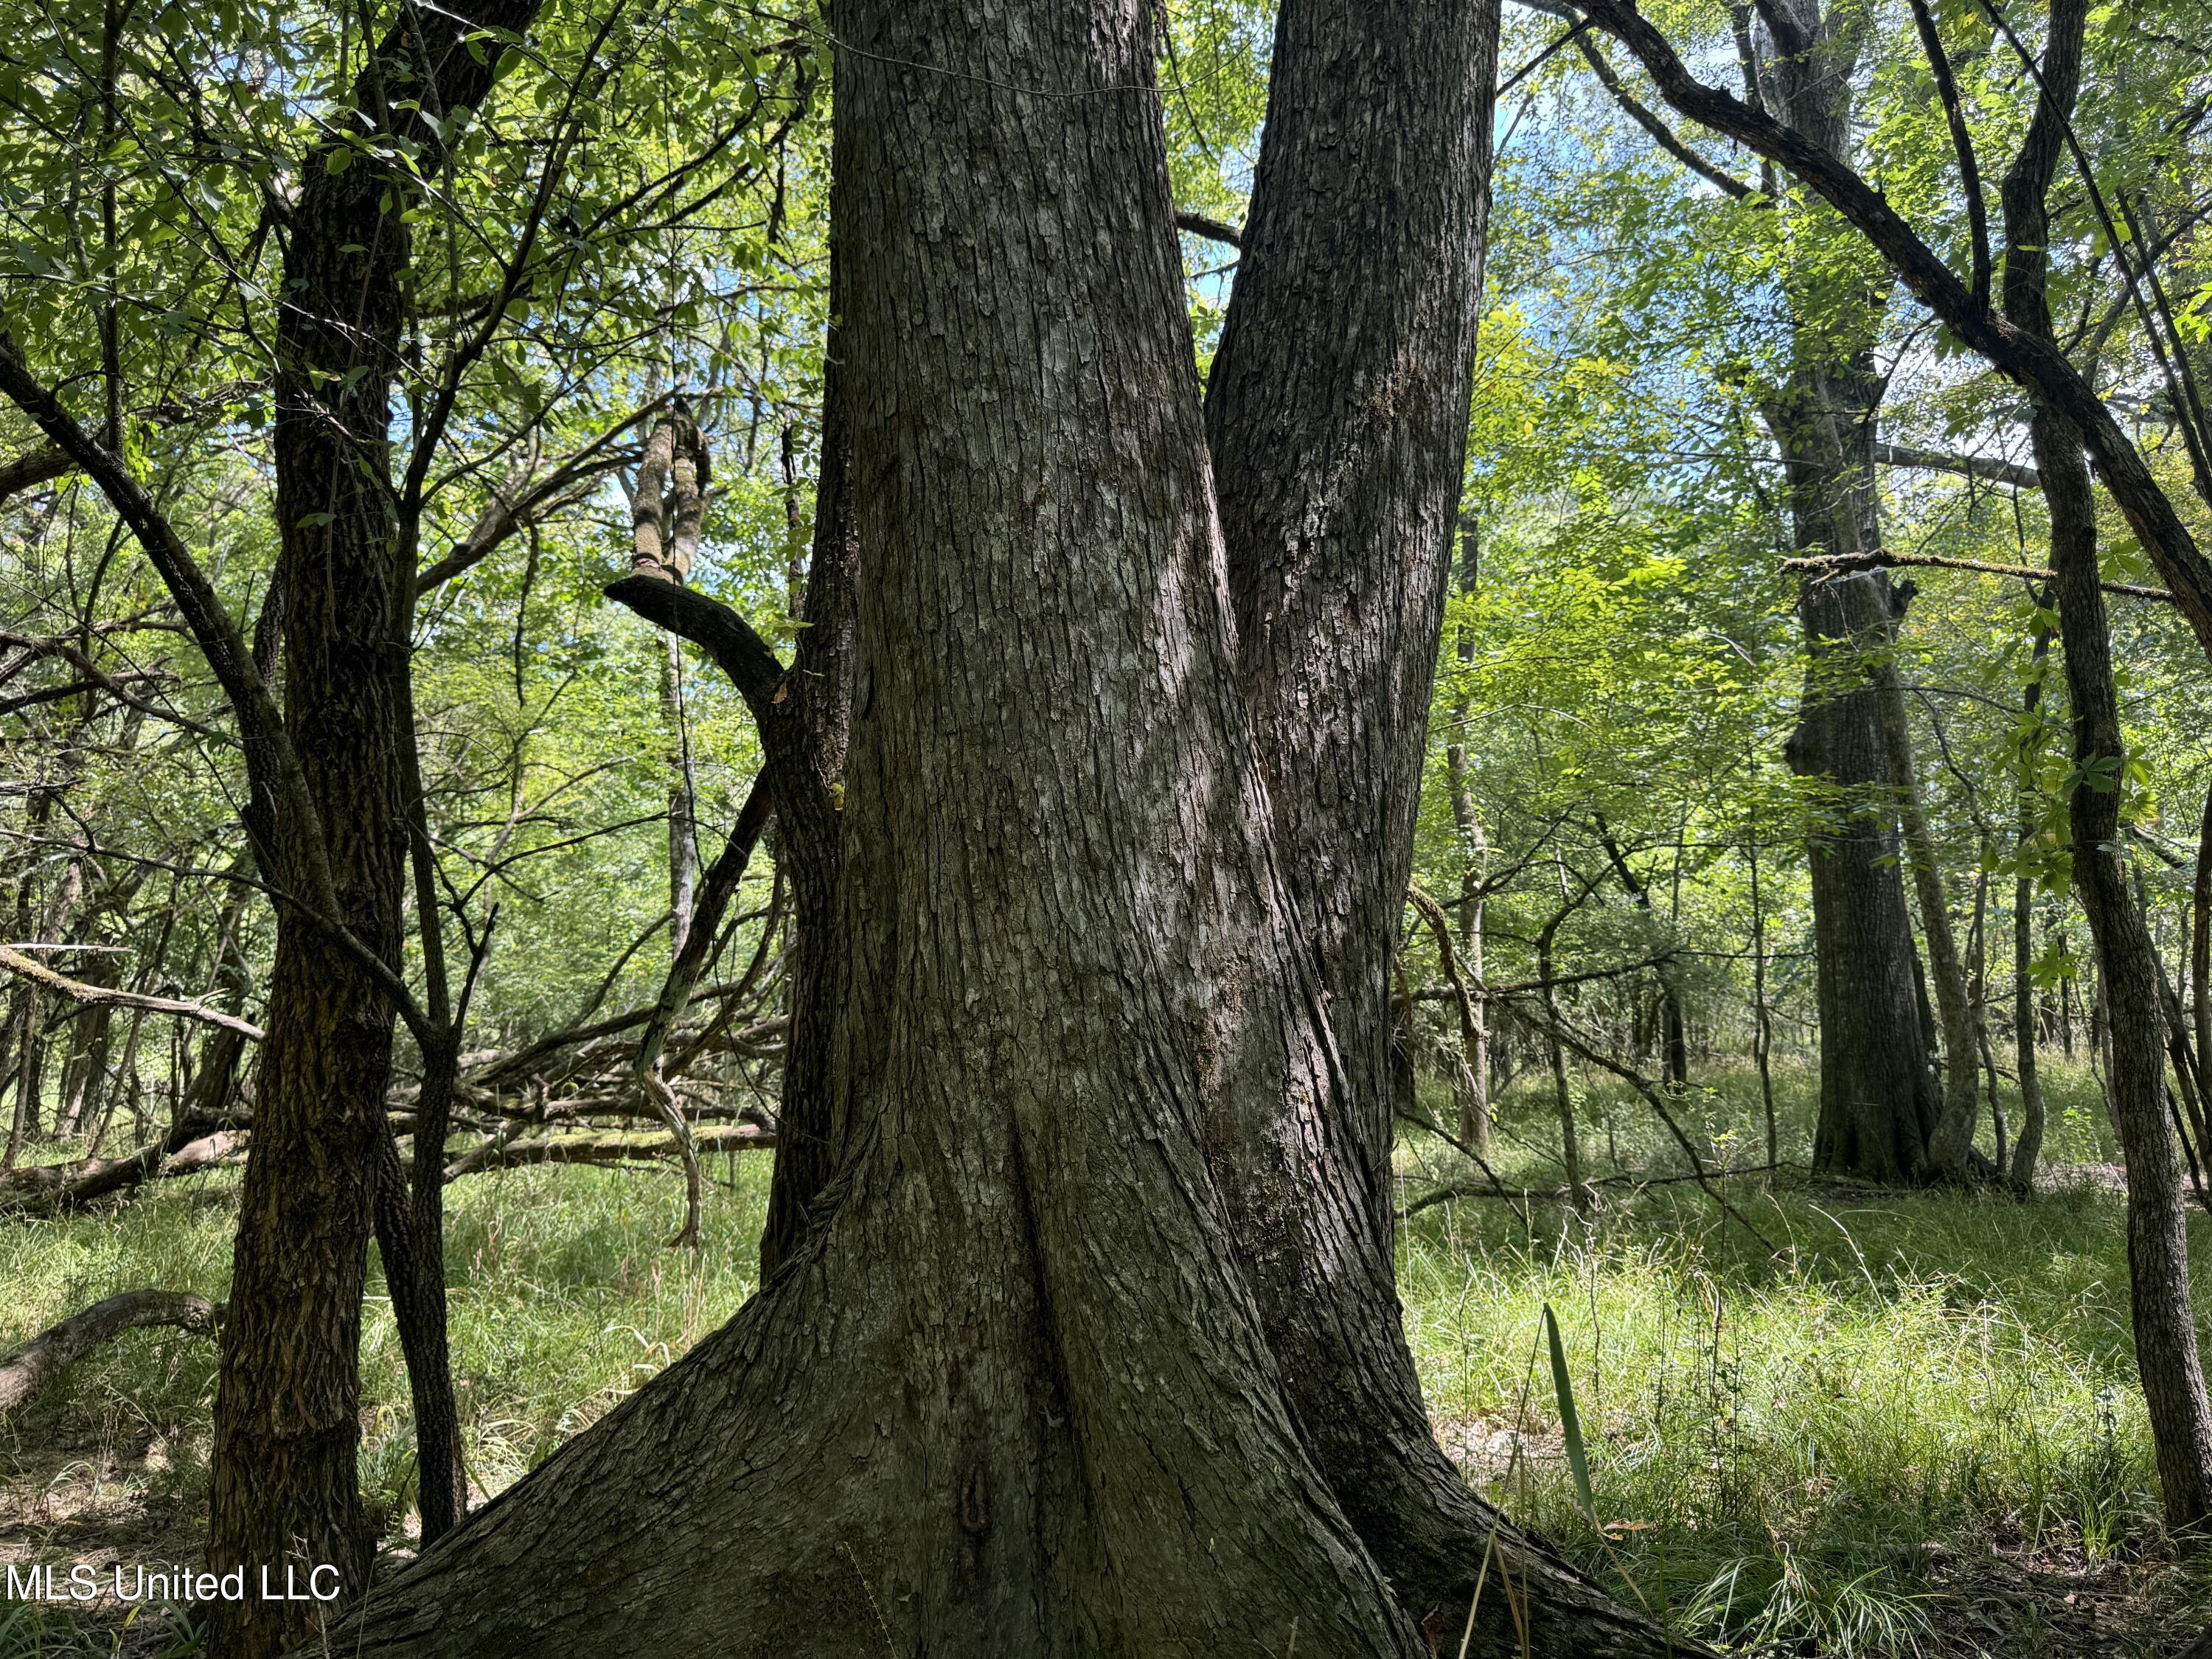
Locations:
1;1058;2208;1655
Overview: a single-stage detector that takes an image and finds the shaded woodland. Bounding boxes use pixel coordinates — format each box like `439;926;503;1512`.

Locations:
3;0;2212;1655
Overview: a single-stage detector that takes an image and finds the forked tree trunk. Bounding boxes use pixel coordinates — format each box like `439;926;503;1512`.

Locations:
1187;4;1692;1647
333;7;1423;1652
333;5;1689;1655
1197;8;1686;1649
1206;0;1495;1197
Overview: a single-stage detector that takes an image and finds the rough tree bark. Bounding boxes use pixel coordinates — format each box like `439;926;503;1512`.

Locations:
333;4;1432;1651
331;4;1694;1655
1192;4;1687;1646
1790;566;1941;1180
201;3;539;1652
1740;0;1942;1183
1999;0;2212;1529
1205;0;1494;1196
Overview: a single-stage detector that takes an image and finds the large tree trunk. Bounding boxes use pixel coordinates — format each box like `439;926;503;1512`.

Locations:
205;7;537;1654
1788;564;1940;1180
333;6;1429;1652
1193;5;1687;1649
1206;0;1494;1200
1739;1;1941;1183
1998;0;2212;1527
333;6;1687;1655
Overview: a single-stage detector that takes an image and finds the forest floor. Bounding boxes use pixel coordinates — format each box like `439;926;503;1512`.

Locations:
1;1060;2209;1656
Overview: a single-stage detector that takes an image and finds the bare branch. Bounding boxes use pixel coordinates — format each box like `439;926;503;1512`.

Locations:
0;944;264;1040
1783;549;2171;602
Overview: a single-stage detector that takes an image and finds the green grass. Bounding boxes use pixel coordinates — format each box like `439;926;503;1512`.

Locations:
3;1059;2209;1655
0;1150;776;1540
1393;1056;2209;1654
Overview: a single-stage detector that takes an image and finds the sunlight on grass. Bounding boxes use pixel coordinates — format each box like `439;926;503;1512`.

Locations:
4;1062;2208;1654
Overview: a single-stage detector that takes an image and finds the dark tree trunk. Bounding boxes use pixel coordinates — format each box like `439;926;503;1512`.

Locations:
1192;4;1688;1647
335;5;1431;1651
1789;567;1940;1180
1737;1;1941;1182
1998;0;2212;1526
2037;407;2212;1527
754;271;855;1279
333;5;1693;1655
204;6;538;1653
1206;0;1495;1200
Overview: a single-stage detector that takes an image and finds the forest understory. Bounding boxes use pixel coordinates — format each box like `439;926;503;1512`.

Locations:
7;0;2212;1653
4;1062;2210;1659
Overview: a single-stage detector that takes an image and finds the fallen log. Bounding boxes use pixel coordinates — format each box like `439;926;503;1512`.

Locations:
0;1290;218;1421
0;1125;244;1216
444;1122;774;1179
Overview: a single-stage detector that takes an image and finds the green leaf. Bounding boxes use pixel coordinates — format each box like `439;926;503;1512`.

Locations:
1543;1304;1596;1526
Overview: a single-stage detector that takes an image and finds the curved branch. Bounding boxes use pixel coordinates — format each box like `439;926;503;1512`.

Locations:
0;442;72;504
1573;32;1754;200
0;944;264;1040
0;1291;219;1421
602;575;786;714
1173;209;1244;247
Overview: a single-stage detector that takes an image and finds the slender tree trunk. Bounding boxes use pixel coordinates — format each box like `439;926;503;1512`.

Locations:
1972;863;2007;1177
628;406;708;951
1444;529;1493;1151
1593;815;1689;1088
204;7;538;1652
2039;406;2212;1527
2011;624;2052;1192
1996;0;2212;1524
2194;776;2212;1109
1748;810;1779;1172
1542;902;1586;1209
